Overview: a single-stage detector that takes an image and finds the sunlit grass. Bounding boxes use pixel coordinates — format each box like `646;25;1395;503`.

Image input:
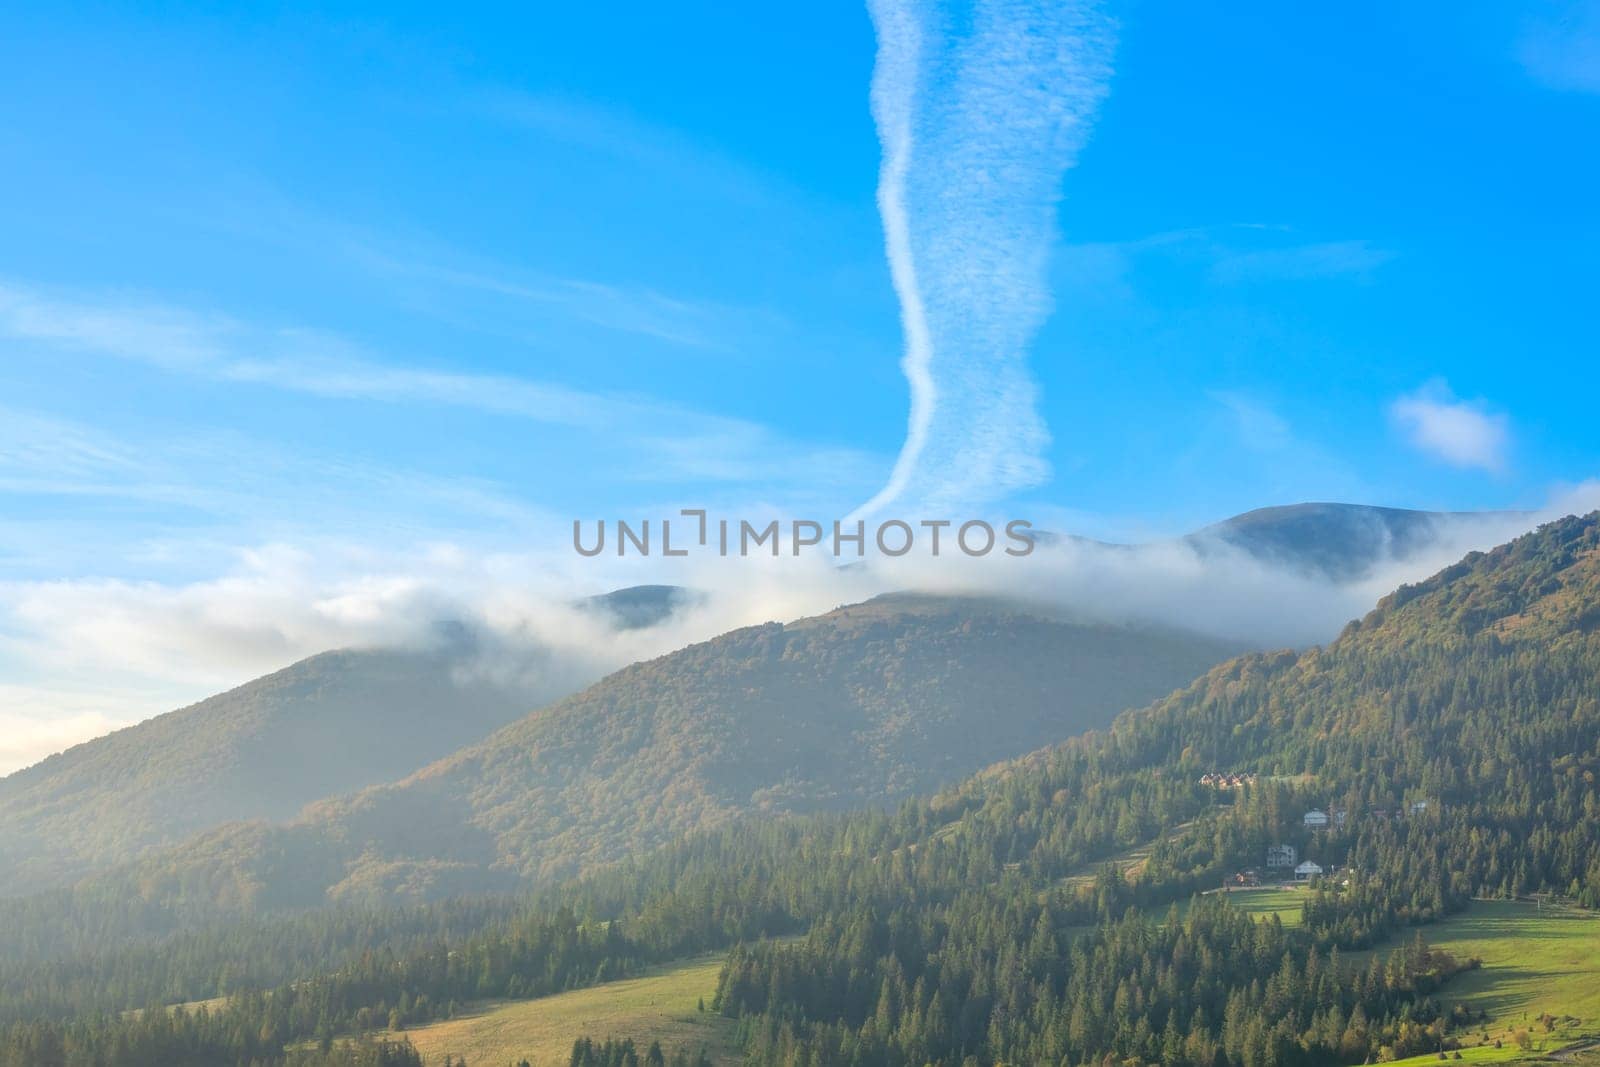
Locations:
370;954;738;1067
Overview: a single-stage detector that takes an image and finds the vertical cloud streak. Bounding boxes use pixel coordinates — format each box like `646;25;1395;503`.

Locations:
859;0;1116;516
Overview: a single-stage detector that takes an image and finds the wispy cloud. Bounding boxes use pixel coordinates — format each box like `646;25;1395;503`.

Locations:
1207;390;1293;451
0;280;637;427
477;89;790;211
1210;239;1395;284
0;407;149;484
1390;381;1510;473
1519;1;1600;93
1173;389;1374;510
0;400;575;588
192;181;784;355
1054;227;1396;295
0;280;875;489
0;285;227;373
340;244;785;354
858;0;1117;516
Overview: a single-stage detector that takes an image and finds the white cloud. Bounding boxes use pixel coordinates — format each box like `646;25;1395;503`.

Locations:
0;699;136;777
0;534;886;773
1390;382;1510;473
857;0;1117;516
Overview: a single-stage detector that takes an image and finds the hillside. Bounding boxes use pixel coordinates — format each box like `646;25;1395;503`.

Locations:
312;596;1240;892
0;587;696;899
16;595;1239;930
702;511;1600;1066
0;644;559;899
1135;505;1600;777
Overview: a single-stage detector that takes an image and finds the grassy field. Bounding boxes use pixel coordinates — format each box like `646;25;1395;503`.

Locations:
1217;886;1305;927
375;954;739;1067
1220;895;1599;1063
1378;901;1600;1065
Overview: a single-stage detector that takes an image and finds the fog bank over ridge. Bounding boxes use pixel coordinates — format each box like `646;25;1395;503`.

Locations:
6;493;1594;775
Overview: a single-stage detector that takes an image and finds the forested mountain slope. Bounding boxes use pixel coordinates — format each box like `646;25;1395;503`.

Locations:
0;587;696;899
0;645;548;898
702;512;1600;1066
308;596;1239;892
6;596;1238;933
1133;505;1600;802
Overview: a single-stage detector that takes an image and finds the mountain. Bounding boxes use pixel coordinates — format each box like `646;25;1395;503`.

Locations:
5;515;1599;1066
0;503;1531;906
310;595;1242;892
1184;501;1519;580
1034;502;1525;582
0;586;693;899
16;595;1240;927
702;511;1600;1067
0;645;548;898
578;584;701;630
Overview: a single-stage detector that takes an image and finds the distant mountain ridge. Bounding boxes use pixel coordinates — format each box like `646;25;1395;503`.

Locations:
1033;502;1521;581
577;584;701;630
1185;502;1523;580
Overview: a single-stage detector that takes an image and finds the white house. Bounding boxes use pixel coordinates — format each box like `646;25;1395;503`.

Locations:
1295;861;1324;881
1303;809;1330;829
1266;844;1298;869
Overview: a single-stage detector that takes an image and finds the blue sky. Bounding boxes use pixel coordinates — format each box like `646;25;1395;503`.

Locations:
0;1;1597;763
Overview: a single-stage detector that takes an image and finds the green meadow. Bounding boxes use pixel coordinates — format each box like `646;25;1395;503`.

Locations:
373;954;739;1067
1227;898;1600;1066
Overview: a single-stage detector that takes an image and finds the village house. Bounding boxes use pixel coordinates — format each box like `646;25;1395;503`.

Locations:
1266;844;1297;869
1295;860;1324;881
1199;772;1257;789
1303;809;1330;829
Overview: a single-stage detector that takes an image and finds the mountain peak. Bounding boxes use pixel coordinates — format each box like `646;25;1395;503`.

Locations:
1189;501;1523;580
